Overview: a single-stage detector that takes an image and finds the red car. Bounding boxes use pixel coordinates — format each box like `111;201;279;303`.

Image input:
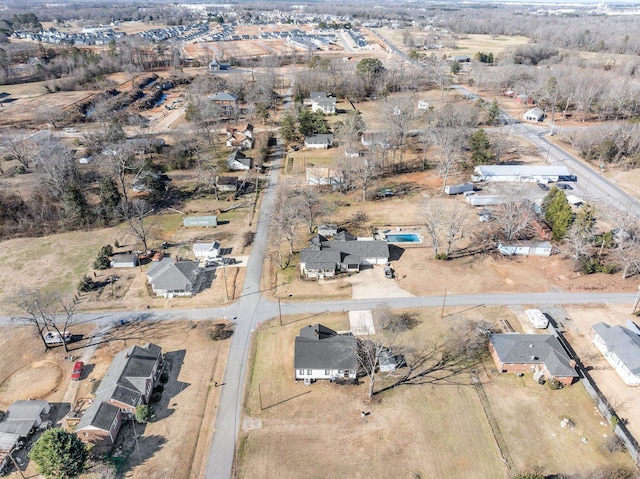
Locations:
71;361;84;381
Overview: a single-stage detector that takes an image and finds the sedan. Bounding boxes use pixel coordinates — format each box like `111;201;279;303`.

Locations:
556;183;573;190
537;183;549;191
71;361;84;381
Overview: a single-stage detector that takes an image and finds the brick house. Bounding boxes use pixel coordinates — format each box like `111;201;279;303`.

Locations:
76;343;164;446
489;333;578;386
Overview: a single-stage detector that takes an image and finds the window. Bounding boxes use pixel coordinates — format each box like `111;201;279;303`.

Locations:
338;369;343;374
325;369;330;375
299;369;304;376
307;369;312;375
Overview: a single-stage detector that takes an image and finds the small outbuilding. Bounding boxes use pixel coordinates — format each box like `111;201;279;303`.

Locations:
193;241;220;259
317;224;338;237
110;253;139;268
523;108;545;122
498;241;552;257
183;216;218;228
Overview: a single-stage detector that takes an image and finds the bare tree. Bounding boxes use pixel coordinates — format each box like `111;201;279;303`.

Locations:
103;145;144;216
122;199;155;250
494;197;536;241
270;189;300;256
294;188;324;234
36;104;65;129
350;152;382;201
11;288;77;352
383;96;415;165
431;128;463;192
1;134;32;169
443;204;469;256
34;140;80;200
422;202;445;258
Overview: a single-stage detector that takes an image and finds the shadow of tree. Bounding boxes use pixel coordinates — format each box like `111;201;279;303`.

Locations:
68;315;165;352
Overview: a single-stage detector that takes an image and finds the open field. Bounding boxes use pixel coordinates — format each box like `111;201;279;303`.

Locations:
374;29;530;58
237;308;631;478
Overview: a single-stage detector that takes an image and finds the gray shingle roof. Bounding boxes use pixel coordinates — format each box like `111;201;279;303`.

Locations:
300;235;389;273
210;92;238;101
77;343;162;433
294;324;358;370
149;260;199;291
490;334;578;378
592;322;640;375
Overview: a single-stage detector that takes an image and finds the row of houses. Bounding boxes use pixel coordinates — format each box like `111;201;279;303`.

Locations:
138;23;208;43
13;28;125;46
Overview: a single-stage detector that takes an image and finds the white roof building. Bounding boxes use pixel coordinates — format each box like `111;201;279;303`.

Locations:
473;165;570;183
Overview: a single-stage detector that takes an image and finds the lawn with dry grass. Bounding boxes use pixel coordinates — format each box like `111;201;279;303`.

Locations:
237;307;633;478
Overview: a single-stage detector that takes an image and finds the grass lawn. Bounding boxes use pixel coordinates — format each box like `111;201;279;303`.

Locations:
237;307;635;478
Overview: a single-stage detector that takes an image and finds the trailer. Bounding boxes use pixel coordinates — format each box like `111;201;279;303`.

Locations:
445;182;474;195
525;309;549;329
44;331;72;345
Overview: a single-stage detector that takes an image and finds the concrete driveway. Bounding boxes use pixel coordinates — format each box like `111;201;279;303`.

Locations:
346;266;414;300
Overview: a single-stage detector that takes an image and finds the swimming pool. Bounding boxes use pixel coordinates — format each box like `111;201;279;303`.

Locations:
385;233;421;243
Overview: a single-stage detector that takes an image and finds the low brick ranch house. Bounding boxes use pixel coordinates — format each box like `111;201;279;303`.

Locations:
489;333;579;386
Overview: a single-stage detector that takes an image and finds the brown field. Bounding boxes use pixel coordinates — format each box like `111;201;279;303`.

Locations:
237;308;631;478
374;29;530;58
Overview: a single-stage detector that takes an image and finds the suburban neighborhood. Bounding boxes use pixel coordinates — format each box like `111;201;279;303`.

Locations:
1;1;640;479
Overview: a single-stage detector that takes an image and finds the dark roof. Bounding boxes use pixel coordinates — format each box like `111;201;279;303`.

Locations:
294;324;358;370
78;343;162;433
300;234;389;271
300;249;341;272
333;231;356;242
305;134;333;144
490;334;578;378
87;402;120;431
592;322;640;375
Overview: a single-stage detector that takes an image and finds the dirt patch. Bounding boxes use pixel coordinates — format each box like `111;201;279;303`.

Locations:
0;360;63;404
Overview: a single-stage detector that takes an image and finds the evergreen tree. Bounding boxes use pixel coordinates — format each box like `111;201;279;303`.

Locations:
29;428;87;479
279;111;300;145
543;187;574;240
469;129;493;165
487;99;500;125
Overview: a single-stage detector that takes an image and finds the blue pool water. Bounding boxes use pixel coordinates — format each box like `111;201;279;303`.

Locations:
385;233;421;243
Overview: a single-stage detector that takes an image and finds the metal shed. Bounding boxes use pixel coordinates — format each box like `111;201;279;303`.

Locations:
183;216;218;228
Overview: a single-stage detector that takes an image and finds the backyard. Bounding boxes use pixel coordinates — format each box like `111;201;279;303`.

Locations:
236;308;631;478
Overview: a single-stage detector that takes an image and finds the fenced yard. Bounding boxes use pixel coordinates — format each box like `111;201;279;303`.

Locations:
237;307;632;478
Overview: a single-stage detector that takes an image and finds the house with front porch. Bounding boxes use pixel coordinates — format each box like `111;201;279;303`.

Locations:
310;92;336;114
294;324;358;381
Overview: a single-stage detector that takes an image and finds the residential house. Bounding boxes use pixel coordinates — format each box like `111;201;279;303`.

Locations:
310;92;336;114
208;60;231;71
361;132;390;149
193;241;220;259
227;150;252;170
489;333;579;386
110;253;139;268
209;92;238;117
76;343;163;446
299;232;390;278
226;124;254;150
523;108;545;122
146;257;201;298
498;241;553;256
294;324;358;381
217;176;238;192
591;322;640;386
304;134;333;149
472;165;570;183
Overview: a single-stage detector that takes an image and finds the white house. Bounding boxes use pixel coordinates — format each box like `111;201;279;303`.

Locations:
193;241;220;259
523;107;545;122
294;324;358;381
498;241;553;256
146;258;201;298
304;134;333;149
310;92;336;114
227;150;252;171
473;165;570;183
591;322;640;386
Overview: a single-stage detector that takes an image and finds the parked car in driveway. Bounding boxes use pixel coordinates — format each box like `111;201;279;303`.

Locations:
72;361;84;381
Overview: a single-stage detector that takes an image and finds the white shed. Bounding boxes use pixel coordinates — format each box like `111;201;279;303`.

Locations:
498;241;553;256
